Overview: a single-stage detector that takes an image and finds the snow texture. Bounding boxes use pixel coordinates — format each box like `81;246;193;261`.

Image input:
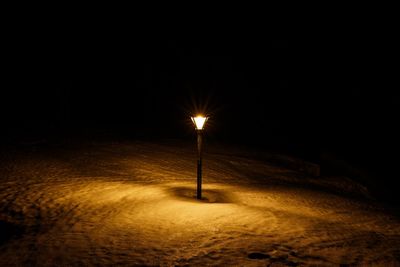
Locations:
0;141;399;266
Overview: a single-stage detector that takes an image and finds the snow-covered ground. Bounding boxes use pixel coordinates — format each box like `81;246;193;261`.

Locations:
0;141;399;266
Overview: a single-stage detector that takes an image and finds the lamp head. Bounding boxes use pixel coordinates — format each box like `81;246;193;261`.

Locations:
191;115;208;130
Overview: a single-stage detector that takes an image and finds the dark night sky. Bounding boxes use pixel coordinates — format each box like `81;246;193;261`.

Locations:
2;21;399;181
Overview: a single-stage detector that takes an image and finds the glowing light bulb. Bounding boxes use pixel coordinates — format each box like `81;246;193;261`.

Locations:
191;115;208;130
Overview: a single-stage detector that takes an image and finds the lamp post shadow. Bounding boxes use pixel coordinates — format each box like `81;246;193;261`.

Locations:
167;186;236;204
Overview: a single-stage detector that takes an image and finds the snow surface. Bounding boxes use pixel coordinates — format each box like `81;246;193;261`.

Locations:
0;141;399;266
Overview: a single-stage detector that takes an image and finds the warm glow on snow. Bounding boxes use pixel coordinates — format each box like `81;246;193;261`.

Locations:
191;115;208;130
0;142;399;266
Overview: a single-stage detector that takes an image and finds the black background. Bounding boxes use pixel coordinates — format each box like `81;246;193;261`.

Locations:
2;17;399;201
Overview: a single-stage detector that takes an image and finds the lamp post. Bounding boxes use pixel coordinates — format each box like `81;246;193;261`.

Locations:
191;115;208;200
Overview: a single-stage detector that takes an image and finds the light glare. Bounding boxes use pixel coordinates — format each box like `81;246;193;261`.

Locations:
191;115;208;130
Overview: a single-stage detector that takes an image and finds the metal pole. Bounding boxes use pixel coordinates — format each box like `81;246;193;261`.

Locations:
196;130;203;199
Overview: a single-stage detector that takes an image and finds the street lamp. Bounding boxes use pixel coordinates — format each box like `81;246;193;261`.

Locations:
191;115;209;200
